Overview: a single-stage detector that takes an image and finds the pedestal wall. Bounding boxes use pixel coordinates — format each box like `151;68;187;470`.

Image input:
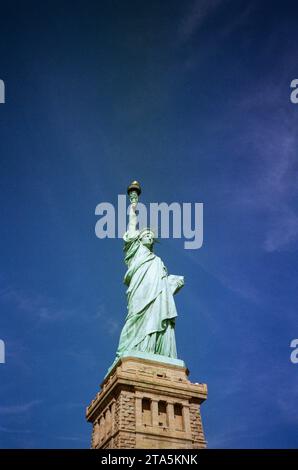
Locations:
86;356;207;449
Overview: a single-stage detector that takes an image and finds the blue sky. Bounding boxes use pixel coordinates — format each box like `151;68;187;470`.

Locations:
0;0;298;448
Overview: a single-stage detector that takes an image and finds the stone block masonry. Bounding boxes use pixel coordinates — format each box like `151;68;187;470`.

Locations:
86;356;207;449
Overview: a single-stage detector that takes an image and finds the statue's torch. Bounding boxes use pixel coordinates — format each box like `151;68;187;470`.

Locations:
127;181;142;207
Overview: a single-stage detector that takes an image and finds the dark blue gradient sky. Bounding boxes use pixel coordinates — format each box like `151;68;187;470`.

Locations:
0;0;298;448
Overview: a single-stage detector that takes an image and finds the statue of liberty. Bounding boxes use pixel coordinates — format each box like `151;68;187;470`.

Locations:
113;181;184;365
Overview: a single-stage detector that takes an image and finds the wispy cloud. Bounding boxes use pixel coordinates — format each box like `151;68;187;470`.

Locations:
208;425;276;448
90;303;120;336
179;0;227;43
55;435;88;443
0;400;42;415
275;372;298;424
231;94;298;252
176;1;256;77
66;349;98;370
186;250;259;304
0;285;75;323
0;426;33;434
0;285;120;336
207;359;298;448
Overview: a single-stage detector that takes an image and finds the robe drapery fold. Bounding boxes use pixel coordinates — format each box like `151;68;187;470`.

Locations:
115;231;179;359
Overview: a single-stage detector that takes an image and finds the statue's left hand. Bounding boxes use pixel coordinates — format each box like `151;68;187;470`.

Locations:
168;275;184;295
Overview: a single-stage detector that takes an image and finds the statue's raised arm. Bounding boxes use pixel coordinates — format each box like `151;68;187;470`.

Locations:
124;181;141;241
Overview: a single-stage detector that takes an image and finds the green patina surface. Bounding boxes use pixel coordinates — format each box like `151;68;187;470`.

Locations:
108;183;185;372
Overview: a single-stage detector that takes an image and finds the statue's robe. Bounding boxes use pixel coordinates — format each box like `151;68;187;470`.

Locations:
115;232;180;359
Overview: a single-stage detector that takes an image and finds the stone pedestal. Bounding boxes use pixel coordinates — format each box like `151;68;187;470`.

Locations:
86;356;207;449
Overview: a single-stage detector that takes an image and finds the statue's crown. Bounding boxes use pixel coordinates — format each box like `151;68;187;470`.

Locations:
139;227;159;242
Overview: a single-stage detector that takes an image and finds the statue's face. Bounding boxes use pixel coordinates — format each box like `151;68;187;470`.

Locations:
140;231;154;248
